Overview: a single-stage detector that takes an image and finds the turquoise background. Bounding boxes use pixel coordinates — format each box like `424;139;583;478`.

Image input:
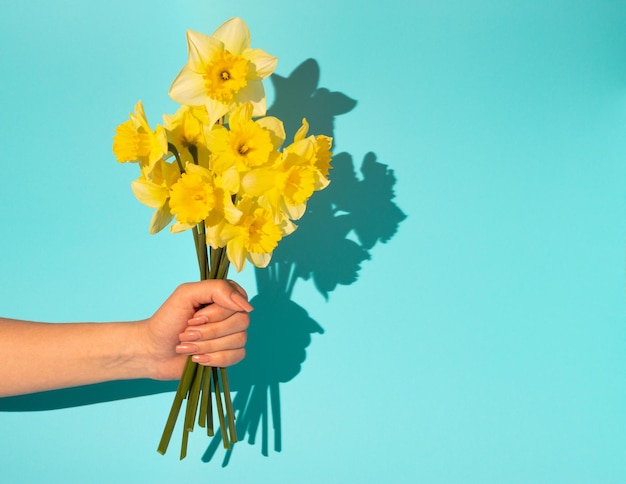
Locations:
1;0;626;482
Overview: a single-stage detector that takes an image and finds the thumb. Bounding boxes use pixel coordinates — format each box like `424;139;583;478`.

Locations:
176;280;253;313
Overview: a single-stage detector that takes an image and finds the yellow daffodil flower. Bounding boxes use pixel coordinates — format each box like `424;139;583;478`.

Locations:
279;153;318;218
168;163;217;226
205;182;242;228
130;159;181;234
169;17;278;127
173;177;242;235
216;196;286;272
206;103;281;182
241;134;321;220
163;105;210;167
201;176;243;240
112;101;168;172
293;118;333;178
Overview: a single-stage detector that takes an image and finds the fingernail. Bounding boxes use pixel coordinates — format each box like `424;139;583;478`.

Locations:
192;354;210;364
179;330;201;342
176;343;198;354
231;291;254;312
188;315;208;325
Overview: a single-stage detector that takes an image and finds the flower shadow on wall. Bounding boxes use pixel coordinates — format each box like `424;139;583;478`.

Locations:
202;59;406;465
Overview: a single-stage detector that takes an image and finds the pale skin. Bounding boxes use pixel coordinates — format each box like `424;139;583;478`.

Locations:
0;280;252;398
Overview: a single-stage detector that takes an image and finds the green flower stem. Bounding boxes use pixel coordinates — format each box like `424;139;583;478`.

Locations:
206;368;214;436
168;143;184;173
216;250;230;280
180;427;189;460
157;356;196;455
208;247;222;279
220;367;238;443
212;367;231;449
158;223;237;457
195;223;209;280
192;226;203;272
185;365;204;433
198;366;210;429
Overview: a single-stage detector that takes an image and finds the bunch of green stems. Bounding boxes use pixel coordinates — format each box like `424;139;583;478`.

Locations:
157;144;238;459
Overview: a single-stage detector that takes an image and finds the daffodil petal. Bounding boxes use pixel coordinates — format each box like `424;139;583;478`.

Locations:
205;97;230;127
186;29;223;71
241;168;277;197
315;172;330;190
264;188;282;214
285;202;307;220
184;162;211;177
213;17;250;55
149;203;174;234
170;222;195;233
256;116;286;149
169;65;206;106
229;102;253;129
235;80;266;117
248;251;272;268
128;101;145;129
131;179;169;208
227;237;247;272
281;218;297;236
207;220;231;248
204;123;226;147
219;222;244;241
148;125;169;166
161;160;181;187
223;198;243;224
294;118;309;142
243;48;278;80
286;137;316;159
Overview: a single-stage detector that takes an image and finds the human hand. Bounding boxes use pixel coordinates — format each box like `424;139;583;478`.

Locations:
140;280;253;380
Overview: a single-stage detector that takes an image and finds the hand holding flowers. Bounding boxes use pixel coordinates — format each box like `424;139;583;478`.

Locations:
146;280;252;380
112;17;332;458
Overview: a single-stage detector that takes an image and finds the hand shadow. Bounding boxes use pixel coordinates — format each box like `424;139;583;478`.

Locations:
202;290;324;465
202;59;406;465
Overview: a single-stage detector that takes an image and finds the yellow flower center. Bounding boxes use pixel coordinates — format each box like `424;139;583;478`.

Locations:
210;120;274;171
203;51;249;103
245;209;282;254
230;121;273;168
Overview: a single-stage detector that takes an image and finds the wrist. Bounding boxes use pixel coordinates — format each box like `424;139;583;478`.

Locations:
106;320;155;381
129;318;186;381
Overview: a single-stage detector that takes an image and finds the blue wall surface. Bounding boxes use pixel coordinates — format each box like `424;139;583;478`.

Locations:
1;1;626;482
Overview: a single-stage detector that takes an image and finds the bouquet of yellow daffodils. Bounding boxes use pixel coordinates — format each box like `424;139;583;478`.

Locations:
111;17;332;459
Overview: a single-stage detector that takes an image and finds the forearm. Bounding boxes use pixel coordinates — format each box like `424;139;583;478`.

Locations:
0;318;152;397
0;280;252;397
